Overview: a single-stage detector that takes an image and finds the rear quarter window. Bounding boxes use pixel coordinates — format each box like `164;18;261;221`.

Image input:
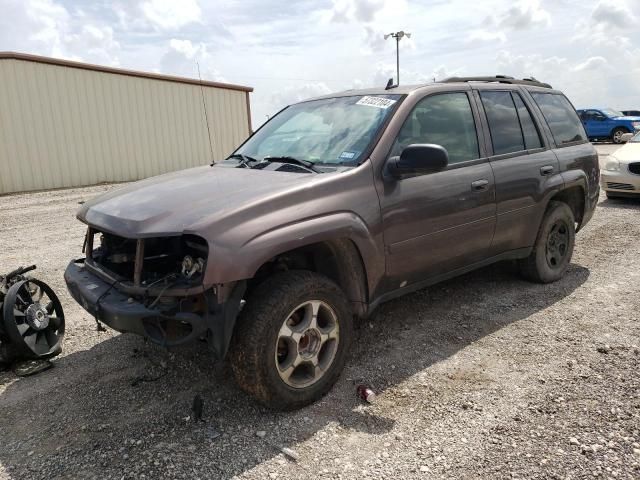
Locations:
530;93;587;146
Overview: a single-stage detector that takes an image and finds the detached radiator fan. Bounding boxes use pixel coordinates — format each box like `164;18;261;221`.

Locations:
0;265;65;363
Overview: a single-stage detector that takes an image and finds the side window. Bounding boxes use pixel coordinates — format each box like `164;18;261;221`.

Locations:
391;92;479;164
479;91;525;155
512;93;542;149
531;93;587;145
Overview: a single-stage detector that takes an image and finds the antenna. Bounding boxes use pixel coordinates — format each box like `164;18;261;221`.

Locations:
196;61;215;166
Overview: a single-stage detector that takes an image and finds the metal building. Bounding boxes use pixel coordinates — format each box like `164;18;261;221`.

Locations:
0;52;253;195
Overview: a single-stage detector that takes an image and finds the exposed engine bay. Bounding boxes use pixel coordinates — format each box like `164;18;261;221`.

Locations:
89;230;209;289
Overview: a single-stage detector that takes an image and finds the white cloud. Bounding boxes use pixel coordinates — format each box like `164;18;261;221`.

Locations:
66;25;121;65
160;39;225;82
494;0;551;30
324;0;409;54
573;56;609;72
24;0;69;48
572;28;631;49
495;48;640;110
496;51;566;79
468;29;507;43
326;0;409;25
141;0;202;30
572;0;636;48
168;38;199;58
329;0;387;23
591;0;635;29
472;0;550;44
0;0;120;65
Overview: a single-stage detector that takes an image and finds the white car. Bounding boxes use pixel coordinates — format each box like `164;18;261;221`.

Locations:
601;131;640;198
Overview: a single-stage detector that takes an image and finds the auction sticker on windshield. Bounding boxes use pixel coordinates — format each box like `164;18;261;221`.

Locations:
356;96;397;109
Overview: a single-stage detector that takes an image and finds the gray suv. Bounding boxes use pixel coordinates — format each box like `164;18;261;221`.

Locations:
65;76;599;410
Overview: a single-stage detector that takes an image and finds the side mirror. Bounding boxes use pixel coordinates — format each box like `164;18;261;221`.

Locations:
387;144;448;178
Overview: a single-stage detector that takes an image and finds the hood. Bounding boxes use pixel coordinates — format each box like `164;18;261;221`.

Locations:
612;116;640;121
78;165;317;237
612;142;640;162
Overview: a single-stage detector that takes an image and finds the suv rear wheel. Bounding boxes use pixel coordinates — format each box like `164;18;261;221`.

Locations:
229;270;353;410
519;201;575;283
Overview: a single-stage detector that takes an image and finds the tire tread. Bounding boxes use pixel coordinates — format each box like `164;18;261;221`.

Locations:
519;201;575;283
229;270;351;410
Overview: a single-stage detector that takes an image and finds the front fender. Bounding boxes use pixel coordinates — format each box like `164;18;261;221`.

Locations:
204;212;384;292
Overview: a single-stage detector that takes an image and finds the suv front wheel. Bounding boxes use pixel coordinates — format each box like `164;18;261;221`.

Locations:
519;201;575;283
229;270;353;410
611;127;628;144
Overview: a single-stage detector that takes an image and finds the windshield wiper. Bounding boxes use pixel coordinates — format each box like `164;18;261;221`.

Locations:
223;153;259;168
262;156;320;173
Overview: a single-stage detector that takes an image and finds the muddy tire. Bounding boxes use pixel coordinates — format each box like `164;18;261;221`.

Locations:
229;270;353;410
519;201;575;283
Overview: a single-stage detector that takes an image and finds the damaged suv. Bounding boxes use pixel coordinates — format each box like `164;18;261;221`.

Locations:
65;76;599;410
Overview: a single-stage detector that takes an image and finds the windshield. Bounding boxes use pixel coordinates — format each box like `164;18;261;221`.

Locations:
601;108;624;118
233;94;401;166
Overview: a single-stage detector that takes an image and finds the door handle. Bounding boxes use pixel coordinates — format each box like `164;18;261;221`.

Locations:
471;179;489;191
540;165;554;176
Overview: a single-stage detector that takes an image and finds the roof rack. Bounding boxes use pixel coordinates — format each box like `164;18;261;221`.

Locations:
441;75;552;89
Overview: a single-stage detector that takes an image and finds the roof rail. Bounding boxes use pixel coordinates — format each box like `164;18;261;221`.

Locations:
441;75;552;89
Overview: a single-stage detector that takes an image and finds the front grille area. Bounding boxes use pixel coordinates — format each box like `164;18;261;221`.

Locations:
629;162;640;175
86;229;208;286
607;182;635;191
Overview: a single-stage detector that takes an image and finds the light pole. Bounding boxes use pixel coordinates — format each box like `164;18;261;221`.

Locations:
384;31;411;85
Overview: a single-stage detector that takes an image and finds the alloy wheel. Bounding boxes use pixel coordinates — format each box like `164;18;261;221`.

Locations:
275;300;339;388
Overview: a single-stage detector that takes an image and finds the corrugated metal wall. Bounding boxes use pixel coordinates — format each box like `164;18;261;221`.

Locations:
0;57;251;194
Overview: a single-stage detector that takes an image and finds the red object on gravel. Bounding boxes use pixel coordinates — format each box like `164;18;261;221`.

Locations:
357;385;376;403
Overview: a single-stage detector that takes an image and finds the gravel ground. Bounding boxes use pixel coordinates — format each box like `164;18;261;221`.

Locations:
1;145;639;480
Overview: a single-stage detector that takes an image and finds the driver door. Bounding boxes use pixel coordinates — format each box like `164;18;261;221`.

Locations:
377;92;496;288
584;110;608;137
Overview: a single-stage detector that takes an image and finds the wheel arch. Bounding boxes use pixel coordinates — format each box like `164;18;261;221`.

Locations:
611;125;630;135
548;183;586;231
223;212;381;318
248;238;370;318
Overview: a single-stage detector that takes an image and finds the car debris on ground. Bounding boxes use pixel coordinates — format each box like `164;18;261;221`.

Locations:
0;265;65;372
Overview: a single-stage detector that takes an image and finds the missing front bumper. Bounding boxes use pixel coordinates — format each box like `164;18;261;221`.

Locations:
64;261;245;358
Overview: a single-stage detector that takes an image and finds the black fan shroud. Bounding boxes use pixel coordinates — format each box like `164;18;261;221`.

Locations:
2;279;65;359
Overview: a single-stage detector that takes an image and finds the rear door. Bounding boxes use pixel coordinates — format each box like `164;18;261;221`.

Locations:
474;88;561;254
378;91;496;288
528;92;598;221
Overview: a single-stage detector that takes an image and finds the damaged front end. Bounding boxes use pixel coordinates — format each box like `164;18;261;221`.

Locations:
64;227;244;359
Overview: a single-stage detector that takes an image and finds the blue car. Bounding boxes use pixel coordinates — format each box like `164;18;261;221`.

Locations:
577;108;640;144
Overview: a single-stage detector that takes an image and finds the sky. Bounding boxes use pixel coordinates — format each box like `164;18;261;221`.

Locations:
1;0;639;128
